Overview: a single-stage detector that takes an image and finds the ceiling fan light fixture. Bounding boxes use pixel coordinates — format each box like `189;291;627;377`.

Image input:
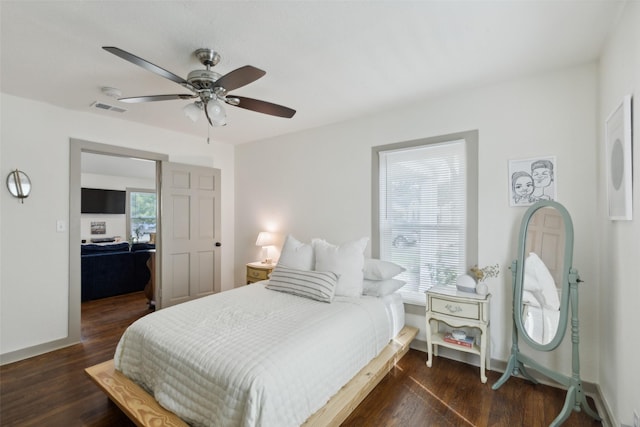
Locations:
103;46;296;133
206;99;227;127
183;102;202;122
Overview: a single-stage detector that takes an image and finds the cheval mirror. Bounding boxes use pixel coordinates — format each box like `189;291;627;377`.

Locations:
493;200;600;426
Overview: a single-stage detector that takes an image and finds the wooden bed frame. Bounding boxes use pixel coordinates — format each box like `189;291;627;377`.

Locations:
86;325;418;427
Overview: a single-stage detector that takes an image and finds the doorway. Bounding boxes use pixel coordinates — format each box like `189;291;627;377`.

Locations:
69;139;168;343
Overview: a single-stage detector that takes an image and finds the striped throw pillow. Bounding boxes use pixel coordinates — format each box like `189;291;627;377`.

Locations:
266;265;338;303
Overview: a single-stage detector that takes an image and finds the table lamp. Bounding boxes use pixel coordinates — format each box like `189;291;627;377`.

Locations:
255;231;274;264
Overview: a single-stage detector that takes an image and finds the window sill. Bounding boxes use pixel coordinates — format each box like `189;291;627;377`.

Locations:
404;300;426;309
399;292;426;307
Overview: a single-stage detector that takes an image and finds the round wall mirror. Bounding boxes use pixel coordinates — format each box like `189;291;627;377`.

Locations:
6;170;31;202
514;200;573;351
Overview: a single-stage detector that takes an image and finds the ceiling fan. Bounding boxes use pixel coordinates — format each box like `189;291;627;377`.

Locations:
102;46;296;127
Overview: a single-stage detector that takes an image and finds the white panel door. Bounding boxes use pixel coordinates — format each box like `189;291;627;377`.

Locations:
160;162;221;308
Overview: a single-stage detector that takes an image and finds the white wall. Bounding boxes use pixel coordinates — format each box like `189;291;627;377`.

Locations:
236;63;600;382
80;172;155;242
0;94;236;357
80;214;126;242
598;2;640;425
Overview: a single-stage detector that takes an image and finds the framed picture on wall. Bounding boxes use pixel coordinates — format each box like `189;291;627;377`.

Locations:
605;94;633;220
508;156;557;207
91;221;106;235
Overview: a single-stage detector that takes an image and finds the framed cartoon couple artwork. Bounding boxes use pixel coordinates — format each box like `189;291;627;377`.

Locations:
508;156;556;207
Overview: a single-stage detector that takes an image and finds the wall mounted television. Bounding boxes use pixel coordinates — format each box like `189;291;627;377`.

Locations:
81;188;126;214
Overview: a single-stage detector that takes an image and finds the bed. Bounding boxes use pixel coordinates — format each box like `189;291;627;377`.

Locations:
87;236;417;426
87;280;416;426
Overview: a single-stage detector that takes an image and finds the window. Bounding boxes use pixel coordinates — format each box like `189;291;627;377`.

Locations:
126;189;157;242
372;131;478;305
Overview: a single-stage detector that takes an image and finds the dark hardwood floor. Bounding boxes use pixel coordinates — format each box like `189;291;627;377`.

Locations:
1;292;602;426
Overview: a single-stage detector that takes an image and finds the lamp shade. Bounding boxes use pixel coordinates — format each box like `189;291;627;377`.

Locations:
255;232;274;247
206;99;227;127
183;102;201;122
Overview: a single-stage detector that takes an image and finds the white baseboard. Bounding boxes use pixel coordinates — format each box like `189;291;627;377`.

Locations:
0;337;79;366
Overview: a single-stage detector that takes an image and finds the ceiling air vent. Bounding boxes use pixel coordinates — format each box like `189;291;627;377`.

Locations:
90;101;127;113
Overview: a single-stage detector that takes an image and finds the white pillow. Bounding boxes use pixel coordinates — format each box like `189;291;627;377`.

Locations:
363;279;406;297
312;237;369;298
363;259;406;280
278;234;314;270
266;265;338;303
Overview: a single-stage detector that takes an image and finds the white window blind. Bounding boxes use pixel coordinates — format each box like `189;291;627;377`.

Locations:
378;140;466;305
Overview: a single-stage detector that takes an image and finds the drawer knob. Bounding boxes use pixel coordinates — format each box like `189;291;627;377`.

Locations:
445;304;463;314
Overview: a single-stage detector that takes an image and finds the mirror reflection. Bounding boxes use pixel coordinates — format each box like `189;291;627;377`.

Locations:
521;206;565;344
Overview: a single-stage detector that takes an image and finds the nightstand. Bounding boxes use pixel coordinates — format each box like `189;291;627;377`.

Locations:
425;286;491;383
246;261;275;284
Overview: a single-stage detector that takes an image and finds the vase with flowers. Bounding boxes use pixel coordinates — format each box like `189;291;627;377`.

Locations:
470;263;500;296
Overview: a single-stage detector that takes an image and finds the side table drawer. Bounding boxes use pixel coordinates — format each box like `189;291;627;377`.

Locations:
246;262;276;284
247;268;269;281
431;297;480;320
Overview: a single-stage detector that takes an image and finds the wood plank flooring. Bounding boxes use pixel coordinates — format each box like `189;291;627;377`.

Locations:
0;291;602;426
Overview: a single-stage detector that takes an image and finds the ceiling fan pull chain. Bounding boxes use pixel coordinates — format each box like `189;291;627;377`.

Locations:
207;124;211;144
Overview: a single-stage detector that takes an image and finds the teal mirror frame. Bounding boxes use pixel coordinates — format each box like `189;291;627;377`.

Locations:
513;200;573;351
494;200;600;426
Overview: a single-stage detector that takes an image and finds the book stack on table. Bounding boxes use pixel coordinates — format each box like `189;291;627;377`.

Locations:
443;332;475;348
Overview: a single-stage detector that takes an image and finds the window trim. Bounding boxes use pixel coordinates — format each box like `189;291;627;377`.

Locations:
371;130;479;305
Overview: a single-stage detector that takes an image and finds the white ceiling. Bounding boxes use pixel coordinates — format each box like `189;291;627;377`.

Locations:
1;1;624;145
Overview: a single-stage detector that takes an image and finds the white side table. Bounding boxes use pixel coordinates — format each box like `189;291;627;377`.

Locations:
425;286;491;383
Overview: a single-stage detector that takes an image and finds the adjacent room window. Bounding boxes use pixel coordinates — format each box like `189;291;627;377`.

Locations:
372;131;478;305
126;189;157;242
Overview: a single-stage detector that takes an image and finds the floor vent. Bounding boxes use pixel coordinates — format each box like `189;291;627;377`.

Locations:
90;101;127;113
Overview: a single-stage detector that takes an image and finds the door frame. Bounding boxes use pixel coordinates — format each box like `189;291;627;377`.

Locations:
69;139;168;342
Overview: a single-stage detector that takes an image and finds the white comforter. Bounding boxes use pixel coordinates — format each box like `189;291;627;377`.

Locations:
114;282;391;427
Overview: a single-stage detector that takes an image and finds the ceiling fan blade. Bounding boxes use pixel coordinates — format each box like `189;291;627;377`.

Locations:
118;94;196;103
227;96;296;118
215;66;266;92
103;46;189;86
